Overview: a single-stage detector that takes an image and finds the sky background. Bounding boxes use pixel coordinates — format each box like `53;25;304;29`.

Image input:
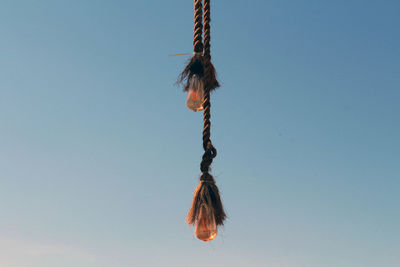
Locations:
0;0;399;266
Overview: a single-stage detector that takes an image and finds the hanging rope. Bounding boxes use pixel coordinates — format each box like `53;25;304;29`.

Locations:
178;0;204;92
182;0;226;230
193;0;203;54
200;0;219;185
199;0;217;184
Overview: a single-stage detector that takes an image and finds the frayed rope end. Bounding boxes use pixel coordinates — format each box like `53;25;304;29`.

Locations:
186;175;226;226
178;54;205;92
177;54;220;92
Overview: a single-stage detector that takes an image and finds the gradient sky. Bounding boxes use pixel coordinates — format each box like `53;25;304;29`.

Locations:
0;1;399;266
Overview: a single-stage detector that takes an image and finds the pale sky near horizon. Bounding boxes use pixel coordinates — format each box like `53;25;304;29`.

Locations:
0;1;399;266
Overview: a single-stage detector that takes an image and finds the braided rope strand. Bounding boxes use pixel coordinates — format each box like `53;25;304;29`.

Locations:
200;0;216;182
203;0;211;60
193;0;203;53
186;0;226;229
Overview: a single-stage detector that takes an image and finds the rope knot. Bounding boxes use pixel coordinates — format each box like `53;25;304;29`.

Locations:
200;172;215;183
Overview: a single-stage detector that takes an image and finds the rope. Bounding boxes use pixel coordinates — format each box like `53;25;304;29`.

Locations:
203;0;211;60
199;0;217;183
185;0;226;229
193;0;203;54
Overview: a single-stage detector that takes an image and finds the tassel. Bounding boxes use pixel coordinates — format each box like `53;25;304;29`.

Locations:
178;54;220;92
186;178;226;227
178;54;205;92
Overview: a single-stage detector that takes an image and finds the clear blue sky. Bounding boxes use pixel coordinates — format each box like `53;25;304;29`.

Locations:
0;1;399;266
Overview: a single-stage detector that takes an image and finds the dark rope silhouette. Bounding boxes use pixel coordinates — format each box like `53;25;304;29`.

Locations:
178;0;226;241
193;0;203;54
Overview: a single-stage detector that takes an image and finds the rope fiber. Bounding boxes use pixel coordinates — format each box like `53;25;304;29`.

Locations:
184;0;226;227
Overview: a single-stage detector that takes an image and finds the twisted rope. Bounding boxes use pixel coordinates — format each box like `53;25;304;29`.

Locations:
193;0;203;54
200;0;216;183
185;0;226;228
203;0;211;61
